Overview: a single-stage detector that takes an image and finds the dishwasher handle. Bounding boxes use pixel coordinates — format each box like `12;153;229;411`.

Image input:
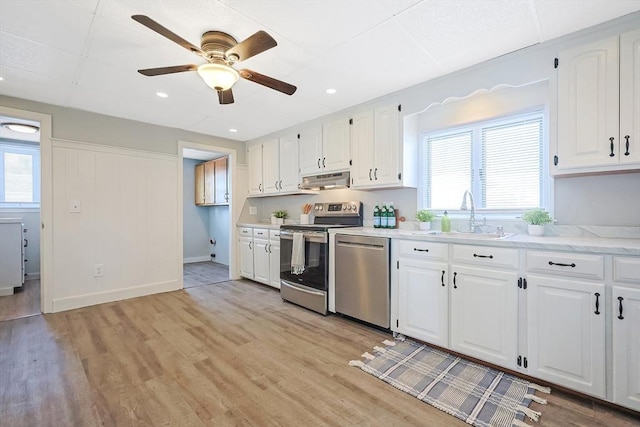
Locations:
336;240;386;250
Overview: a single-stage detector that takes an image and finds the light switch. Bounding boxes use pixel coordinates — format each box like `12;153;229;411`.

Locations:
70;200;82;213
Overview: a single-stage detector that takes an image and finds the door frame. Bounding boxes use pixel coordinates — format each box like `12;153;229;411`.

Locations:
0;105;53;313
178;141;239;282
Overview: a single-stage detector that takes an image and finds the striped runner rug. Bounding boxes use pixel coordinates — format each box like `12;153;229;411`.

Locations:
349;338;550;427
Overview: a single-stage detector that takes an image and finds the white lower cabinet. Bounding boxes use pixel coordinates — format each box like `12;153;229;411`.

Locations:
268;230;281;289
612;256;640;411
450;264;518;370
526;250;606;399
396;240;449;348
237;226;280;289
238;227;254;279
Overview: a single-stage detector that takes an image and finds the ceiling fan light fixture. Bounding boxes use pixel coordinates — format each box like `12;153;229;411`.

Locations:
197;63;240;91
1;122;40;134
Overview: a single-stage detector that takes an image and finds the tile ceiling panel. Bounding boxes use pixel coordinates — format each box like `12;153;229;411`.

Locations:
0;0;638;142
396;0;540;73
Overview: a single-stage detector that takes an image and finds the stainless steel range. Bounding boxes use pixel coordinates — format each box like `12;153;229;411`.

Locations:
280;201;363;315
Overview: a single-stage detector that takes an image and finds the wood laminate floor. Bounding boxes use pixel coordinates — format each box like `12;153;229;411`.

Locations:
1;279;638;426
183;261;230;289
0;279;40;322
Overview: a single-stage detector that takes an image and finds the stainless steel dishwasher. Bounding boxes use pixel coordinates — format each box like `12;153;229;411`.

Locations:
335;234;390;328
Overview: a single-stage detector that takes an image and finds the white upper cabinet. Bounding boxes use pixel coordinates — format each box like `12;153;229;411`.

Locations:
247;134;301;196
247;143;263;195
555;29;640;174
351;103;408;189
299;120;350;176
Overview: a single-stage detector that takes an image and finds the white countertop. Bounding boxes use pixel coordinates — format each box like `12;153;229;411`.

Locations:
328;227;640;256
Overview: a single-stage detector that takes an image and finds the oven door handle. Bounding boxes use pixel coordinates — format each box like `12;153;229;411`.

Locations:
280;230;327;243
281;281;326;297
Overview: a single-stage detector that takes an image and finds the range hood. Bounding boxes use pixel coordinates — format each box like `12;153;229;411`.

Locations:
299;171;350;190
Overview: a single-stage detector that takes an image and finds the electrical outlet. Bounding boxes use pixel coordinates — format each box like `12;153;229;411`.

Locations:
70;200;82;213
94;264;104;277
249;206;257;215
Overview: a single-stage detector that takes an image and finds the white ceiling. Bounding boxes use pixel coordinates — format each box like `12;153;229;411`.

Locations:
1;1;638;142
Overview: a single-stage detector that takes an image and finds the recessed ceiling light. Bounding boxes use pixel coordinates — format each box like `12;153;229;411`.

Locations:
229;129;238;133
1;122;40;134
0;77;4;81
326;88;337;94
156;92;168;98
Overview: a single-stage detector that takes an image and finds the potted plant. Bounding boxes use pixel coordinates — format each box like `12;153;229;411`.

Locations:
273;210;288;225
522;208;552;236
416;209;435;231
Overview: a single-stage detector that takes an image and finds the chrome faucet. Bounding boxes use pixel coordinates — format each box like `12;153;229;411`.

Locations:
460;190;485;232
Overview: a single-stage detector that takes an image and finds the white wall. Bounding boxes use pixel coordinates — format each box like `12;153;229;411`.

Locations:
182;158;210;262
209;206;230;265
51;140;180;311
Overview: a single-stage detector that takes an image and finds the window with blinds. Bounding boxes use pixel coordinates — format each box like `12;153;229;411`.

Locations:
0;142;41;207
420;111;544;211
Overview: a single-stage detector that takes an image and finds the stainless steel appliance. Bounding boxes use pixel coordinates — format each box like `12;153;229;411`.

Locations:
335;234;390;328
280;201;362;315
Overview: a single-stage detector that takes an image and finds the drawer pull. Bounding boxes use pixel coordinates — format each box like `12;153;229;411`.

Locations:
594;292;601;315
548;261;576;268
453;272;457;289
473;253;493;259
441;270;445;287
617;296;624;320
413;248;429;252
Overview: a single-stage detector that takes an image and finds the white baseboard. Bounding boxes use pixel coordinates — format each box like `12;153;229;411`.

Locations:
25;272;41;280
183;256;211;264
51;279;181;313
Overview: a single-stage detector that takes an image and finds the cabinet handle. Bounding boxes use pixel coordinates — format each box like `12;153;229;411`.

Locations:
24;238;28;248
453;272;457;289
374;168;378;180
369;169;372;180
413;248;429;252
617;296;624;320
594;292;601;315
517;355;522;367
249;241;252;250
258;183;262;192
624;135;630;156
317;158;321;169
441;270;445;287
279;180;283;190
609;137;615;157
265;244;269;253
523;357;528;368
322;157;326;168
473;253;493;259
548;261;576;268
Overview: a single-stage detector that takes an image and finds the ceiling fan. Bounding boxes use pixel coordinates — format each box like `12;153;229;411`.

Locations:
131;15;297;104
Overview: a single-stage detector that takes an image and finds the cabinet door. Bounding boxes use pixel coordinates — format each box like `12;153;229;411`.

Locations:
373;104;400;185
213;157;228;204
450;265;518;369
279;133;300;192
299;126;323;176
620;29;640;166
527;274;605;398
322;118;351;173
557;36;620;170
269;241;281;289
262;139;280;194
203;160;215;204
350;110;375;187
612;285;640;411
398;259;448;348
239;237;254;279
247;143;263;195
194;163;205;205
253;238;270;284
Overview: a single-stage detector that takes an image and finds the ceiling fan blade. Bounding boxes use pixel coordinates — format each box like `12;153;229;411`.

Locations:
239;69;297;95
132;15;205;57
226;31;277;62
138;64;198;76
218;89;234;104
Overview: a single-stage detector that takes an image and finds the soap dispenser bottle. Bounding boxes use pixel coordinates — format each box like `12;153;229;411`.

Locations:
441;210;451;232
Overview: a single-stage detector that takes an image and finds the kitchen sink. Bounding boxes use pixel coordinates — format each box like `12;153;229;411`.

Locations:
411;231;515;240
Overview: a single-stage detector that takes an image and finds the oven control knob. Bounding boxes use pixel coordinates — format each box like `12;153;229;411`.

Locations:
346;205;352;211
317;205;323;211
343;205;347;211
351;204;357;212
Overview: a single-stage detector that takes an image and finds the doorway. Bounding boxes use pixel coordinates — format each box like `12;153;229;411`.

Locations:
180;142;237;288
0;114;42;321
